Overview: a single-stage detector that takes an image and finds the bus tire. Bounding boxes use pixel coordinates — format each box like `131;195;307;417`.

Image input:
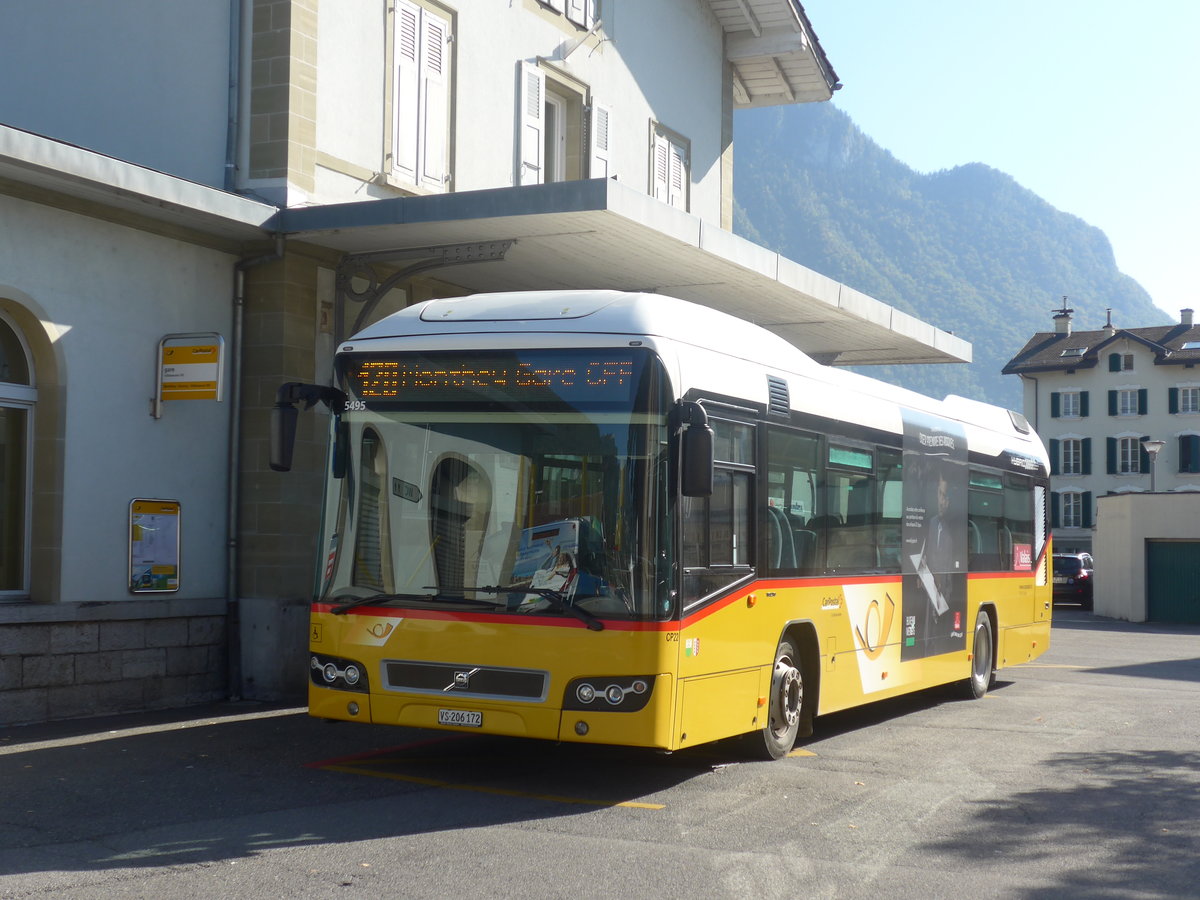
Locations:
964;613;994;700
754;636;803;760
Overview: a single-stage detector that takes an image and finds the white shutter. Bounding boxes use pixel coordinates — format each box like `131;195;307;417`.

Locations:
668;140;687;208
545;0;565;12
392;0;421;183
418;9;449;191
651;130;669;202
589;103;611;179
519;62;545;185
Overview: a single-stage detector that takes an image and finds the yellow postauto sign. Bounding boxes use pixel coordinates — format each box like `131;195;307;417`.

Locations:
160;338;222;401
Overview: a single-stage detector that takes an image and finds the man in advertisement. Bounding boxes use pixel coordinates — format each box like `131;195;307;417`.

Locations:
901;411;968;660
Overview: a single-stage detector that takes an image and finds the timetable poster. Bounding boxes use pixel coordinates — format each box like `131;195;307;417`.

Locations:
129;499;180;593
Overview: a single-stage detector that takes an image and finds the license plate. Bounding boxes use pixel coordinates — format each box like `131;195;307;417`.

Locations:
438;708;482;727
1053;576;1068;584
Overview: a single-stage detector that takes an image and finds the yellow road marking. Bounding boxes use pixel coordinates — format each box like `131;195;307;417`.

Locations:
788;748;817;757
319;763;665;809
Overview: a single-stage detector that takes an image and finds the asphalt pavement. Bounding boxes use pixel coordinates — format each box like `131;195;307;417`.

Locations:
2;607;1198;899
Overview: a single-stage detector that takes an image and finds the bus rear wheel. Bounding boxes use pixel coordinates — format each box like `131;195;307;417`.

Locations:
754;636;803;760
964;613;995;700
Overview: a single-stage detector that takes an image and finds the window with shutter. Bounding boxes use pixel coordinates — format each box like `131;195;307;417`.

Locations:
1061;492;1082;529
1062;439;1082;475
650;122;689;211
1180;435;1200;473
390;0;451;193
565;0;595;28
517;62;595;185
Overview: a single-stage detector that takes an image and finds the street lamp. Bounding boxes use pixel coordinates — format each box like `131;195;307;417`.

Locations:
1142;439;1166;492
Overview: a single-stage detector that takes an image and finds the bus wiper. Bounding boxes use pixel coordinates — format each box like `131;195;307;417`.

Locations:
461;585;605;632
330;591;503;615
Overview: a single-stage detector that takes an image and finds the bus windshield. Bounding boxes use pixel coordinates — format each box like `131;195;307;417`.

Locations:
317;348;675;622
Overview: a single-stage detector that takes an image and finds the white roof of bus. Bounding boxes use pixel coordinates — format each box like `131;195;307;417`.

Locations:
347;291;1040;455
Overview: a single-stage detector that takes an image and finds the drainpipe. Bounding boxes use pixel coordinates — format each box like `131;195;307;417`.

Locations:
224;0;244;192
226;234;285;700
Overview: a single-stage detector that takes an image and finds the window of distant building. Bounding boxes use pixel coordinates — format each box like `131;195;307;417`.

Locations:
1179;434;1200;473
1051;390;1088;419
1050;489;1092;529
1169;385;1200;415
1061;438;1084;475
1061;491;1082;528
1049;436;1090;476
389;0;453;193
1109;388;1147;417
1108;435;1145;475
1108;352;1135;372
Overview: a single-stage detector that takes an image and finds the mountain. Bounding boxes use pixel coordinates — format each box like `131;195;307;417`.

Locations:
733;103;1167;409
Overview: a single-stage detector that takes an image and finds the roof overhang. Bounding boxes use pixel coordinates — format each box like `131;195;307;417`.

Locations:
1;126;967;367
278;179;970;367
707;0;841;108
0;125;275;244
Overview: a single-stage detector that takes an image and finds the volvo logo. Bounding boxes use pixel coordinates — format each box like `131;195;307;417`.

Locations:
444;667;480;692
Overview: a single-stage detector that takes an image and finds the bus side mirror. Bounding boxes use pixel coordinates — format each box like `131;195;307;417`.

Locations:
270;402;299;472
269;382;348;473
679;401;714;497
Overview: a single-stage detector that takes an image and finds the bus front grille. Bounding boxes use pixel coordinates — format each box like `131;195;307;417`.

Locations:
383;660;549;702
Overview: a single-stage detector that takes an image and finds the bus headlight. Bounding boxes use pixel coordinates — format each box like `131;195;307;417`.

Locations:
310;653;369;693
564;676;655;712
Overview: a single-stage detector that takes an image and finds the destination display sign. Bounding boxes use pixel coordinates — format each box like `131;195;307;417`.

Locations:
343;351;647;406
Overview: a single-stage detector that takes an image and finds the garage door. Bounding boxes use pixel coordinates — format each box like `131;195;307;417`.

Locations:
1146;540;1200;624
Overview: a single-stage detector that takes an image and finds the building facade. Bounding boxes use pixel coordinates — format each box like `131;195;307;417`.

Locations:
0;0;973;725
1003;306;1200;555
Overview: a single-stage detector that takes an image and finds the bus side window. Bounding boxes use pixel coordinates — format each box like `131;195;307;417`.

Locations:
876;448;903;572
1004;475;1035;571
825;444;876;572
762;428;820;576
967;471;1004;571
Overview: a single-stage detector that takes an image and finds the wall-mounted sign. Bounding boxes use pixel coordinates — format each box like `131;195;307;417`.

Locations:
153;333;224;418
129;499;180;593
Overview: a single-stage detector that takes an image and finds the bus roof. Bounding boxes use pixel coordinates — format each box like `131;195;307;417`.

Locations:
345;290;1043;461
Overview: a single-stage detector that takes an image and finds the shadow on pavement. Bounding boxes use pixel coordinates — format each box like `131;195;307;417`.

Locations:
921;748;1200;898
0;704;715;879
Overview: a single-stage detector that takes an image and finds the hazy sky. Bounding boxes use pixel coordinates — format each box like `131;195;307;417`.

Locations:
800;0;1199;324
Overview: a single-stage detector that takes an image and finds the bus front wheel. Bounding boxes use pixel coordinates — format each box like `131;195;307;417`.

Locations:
964;613;995;700
754;636;803;760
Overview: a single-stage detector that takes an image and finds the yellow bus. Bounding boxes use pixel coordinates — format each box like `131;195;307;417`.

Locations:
272;290;1051;759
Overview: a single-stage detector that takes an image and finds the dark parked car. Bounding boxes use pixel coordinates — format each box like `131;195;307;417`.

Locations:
1053;552;1094;609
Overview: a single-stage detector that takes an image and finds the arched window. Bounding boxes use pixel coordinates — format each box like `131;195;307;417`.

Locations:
0;314;34;597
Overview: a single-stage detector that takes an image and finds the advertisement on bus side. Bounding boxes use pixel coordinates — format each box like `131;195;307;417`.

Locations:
901;410;968;660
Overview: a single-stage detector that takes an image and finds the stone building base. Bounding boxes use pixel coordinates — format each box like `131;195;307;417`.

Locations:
0;598;228;726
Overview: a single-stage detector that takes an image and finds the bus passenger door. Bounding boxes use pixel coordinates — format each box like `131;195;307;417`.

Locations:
677;416;760;747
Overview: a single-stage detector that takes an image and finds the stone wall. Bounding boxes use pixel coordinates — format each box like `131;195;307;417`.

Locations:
0;598;227;726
